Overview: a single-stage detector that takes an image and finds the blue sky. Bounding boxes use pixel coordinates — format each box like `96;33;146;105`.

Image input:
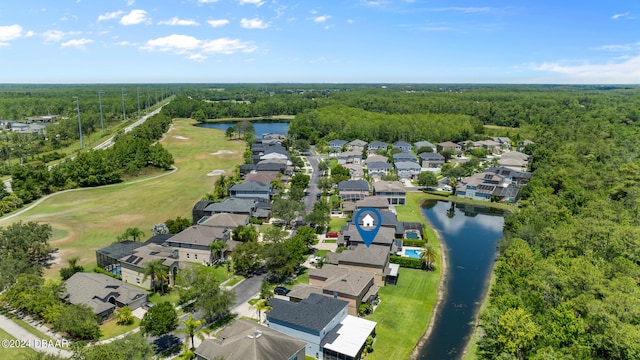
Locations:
0;0;639;83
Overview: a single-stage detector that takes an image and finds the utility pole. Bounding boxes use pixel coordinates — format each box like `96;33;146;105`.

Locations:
98;90;105;134
136;87;141;119
73;96;83;149
121;88;126;121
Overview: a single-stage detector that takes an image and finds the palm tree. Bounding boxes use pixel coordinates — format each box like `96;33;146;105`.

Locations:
179;314;205;351
126;227;146;241
142;259;167;294
208;239;228;263
116;306;134;325
251;299;272;323
420;243;437;271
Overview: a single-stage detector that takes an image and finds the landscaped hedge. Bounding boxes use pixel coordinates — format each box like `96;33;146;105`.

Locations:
402;239;426;247
390;255;423;269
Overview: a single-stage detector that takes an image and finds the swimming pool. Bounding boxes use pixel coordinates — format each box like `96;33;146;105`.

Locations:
405;249;423;259
406;232;420;239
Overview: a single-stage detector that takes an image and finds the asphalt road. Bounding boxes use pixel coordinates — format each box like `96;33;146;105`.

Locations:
232;273;266;307
303;152;322;215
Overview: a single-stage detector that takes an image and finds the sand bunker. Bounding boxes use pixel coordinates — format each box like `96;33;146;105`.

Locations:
207;170;226;176
211;150;234;155
173;135;189;140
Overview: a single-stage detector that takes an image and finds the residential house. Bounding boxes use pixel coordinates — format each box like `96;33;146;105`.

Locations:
119;243;180;290
485;167;532;186
518;139;535;152
288;265;379;316
343;164;364;180
364;154;388;164
328;140;348;152
471;140;501;154
498;151;530;171
346;139;368;152
244;171;283;184
354;196;390;212
164;225;230;264
368;141;388;152
25;115;59;123
267;294;377;360
96;240;146;276
366;162;392;178
437;141;463;155
373;181;406;205
394;161;421;180
239;164;257;178
198;213;249;229
338;180;370;202
325;245;392;286
491;136;512;151
228;180;273;201
337;150;363;165
260;152;289;161
392;141;412;152
195;320;306;360
392;152;417;163
414;140;436;152
419;152;445;169
62;273;148;320
256;160;288;173
203;197;271;219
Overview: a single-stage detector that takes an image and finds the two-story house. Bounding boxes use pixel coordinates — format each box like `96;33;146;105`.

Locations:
373;181;406;205
228;180;273;201
392;141;412;152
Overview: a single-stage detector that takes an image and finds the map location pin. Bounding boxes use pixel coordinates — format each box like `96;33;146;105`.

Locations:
354;207;381;248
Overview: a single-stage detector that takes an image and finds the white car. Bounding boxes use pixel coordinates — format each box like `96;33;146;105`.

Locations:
309;256;321;264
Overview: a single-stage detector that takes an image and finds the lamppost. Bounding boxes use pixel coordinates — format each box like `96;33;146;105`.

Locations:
73;96;83;149
98;90;105;134
121;88;126;121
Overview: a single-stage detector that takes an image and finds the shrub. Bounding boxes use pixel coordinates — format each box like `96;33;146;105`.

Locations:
402;239;426;247
390;255;423;269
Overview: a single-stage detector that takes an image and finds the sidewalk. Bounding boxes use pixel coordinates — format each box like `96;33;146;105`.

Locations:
0;313;73;358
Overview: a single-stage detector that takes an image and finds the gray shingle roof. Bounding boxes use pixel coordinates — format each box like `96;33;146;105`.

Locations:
229;180;271;192
62;273;147;314
195;320;306;360
325;244;389;268
167;225;227;246
267;294;348;333
338;179;369;192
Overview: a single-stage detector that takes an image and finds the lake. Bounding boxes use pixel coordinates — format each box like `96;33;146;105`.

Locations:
417;200;506;359
196;121;289;136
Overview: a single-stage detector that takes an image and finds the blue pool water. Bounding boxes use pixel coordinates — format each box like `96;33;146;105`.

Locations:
406;232;419;239
405;249;423;259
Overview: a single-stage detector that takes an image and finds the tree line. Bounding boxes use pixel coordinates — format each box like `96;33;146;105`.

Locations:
0;112;174;212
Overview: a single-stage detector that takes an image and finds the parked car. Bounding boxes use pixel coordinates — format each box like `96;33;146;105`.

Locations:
309;256;321;264
274;286;290;296
142;302;155;310
326;231;340;238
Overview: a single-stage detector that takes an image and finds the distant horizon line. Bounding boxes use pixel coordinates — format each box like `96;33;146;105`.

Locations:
0;82;638;86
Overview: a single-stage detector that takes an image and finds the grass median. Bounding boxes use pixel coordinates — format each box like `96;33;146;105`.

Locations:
1;118;245;278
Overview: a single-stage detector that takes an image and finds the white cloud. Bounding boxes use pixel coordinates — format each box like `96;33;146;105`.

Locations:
141;34;256;57
98;10;124;21
120;9;150;25
142;34;202;53
240;18;269;29
61;38;93;48
531;56;640;84
187;53;207;61
127;0;135;5
201;38;256;54
158;17;199;26
207;19;229;27
114;40;131;46
313;15;331;23
611;12;630;20
24;30;35;38
0;24;23;42
347;19;355;24
239;0;265;6
198;0;219;3
42;30;65;42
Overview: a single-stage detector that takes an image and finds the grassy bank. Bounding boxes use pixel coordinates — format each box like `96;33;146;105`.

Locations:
0;328;36;358
0;118;245;277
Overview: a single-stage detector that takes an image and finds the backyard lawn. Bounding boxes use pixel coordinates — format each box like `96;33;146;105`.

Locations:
0;118;245;278
328;216;347;232
99;317;140;340
366;268;440;360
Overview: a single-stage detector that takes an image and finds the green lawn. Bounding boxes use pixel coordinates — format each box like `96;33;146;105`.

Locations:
99;317;140;340
315;249;330;258
328;216;347;232
0;118;245;279
366;268;440;360
0;327;37;358
293;268;309;285
149;289;181;306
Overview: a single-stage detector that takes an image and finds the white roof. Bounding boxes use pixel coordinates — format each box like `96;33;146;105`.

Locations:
321;315;377;357
388;263;400;277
